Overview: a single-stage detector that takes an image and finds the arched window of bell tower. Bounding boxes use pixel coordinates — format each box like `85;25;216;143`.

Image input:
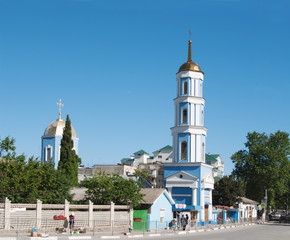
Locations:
183;82;188;95
45;145;52;162
181;141;187;160
182;109;187;124
201;110;204;125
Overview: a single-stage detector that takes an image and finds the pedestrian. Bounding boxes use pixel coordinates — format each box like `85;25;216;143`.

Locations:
69;212;75;232
180;214;188;231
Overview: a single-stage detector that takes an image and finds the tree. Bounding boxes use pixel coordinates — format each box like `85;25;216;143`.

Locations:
58;115;81;187
231;131;290;209
0;137;71;203
0;136;16;157
134;169;154;188
81;173;144;208
212;175;244;206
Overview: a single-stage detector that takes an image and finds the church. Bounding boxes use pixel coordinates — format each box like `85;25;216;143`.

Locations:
164;38;214;225
41;99;79;169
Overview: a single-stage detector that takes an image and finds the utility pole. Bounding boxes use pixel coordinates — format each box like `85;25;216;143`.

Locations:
265;189;268;221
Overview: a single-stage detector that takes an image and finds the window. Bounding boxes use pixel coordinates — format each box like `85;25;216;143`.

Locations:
158;178;163;183
201;110;204;125
181;141;187;160
45;146;52;162
183;82;188;94
160;208;165;224
158;155;162;159
182;109;187;124
158;171;164;175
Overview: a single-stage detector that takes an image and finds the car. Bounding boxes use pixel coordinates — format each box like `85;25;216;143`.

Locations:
269;211;284;221
279;213;290;223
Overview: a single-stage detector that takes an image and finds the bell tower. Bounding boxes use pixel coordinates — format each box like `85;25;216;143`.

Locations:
171;39;207;163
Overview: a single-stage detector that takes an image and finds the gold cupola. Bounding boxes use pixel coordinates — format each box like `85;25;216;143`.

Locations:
178;40;203;74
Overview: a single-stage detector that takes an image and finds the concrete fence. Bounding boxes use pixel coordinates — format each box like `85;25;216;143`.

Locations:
0;197;133;232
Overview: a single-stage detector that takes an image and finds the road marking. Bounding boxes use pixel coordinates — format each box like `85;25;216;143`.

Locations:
128;235;143;238
149;234;161;237
101;236;120;239
69;237;91;240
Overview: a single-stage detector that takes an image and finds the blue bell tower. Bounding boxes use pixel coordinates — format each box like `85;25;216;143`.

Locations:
164;37;214;225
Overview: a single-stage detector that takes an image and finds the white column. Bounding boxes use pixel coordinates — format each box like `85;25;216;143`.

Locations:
208;189;213;221
200;188;205;221
192;188;197;206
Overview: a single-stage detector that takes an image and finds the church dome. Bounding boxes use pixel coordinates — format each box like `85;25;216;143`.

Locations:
44;118;77;138
178;40;203;74
178;61;202;73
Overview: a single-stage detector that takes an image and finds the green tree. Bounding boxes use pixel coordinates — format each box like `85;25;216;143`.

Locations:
134;169;154;188
231;131;290;209
0;139;71;203
81;173;144;208
0;136;16;157
212;175;244;206
58;115;81;187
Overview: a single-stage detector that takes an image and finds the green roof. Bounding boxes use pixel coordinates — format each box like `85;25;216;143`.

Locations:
121;158;133;163
206;153;221;162
160;145;173;150
205;154;217;162
134;150;149;155
153;145;172;153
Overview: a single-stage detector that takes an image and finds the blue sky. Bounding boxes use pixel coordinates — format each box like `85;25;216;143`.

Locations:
0;0;289;175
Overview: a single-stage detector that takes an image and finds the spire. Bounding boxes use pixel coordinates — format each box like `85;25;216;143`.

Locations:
188;29;192;62
177;30;203;74
188;40;192;62
57;99;64;120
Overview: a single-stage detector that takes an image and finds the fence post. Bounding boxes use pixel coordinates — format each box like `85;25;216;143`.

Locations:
88;200;93;229
36;199;42;230
110;202;115;233
129;203;133;233
4;197;11;230
112;220;114;236
64;199;70;219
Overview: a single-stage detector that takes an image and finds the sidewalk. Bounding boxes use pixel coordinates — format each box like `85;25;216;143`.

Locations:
0;222;260;240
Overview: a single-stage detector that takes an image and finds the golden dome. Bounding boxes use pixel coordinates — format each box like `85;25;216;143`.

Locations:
178;40;203;74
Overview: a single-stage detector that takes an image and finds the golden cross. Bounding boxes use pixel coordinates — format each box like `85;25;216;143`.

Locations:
189;29;192;41
57;99;64;119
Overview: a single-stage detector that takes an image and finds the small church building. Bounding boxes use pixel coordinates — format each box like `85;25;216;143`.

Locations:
41;99;79;169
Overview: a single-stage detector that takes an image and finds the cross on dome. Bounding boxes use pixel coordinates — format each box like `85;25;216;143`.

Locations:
57;99;64;119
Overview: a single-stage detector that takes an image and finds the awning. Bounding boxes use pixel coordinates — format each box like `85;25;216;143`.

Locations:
172;205;203;211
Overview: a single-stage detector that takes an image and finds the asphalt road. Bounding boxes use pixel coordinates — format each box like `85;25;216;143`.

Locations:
148;222;290;240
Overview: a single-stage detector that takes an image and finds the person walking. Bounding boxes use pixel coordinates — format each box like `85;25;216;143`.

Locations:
180;214;188;231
